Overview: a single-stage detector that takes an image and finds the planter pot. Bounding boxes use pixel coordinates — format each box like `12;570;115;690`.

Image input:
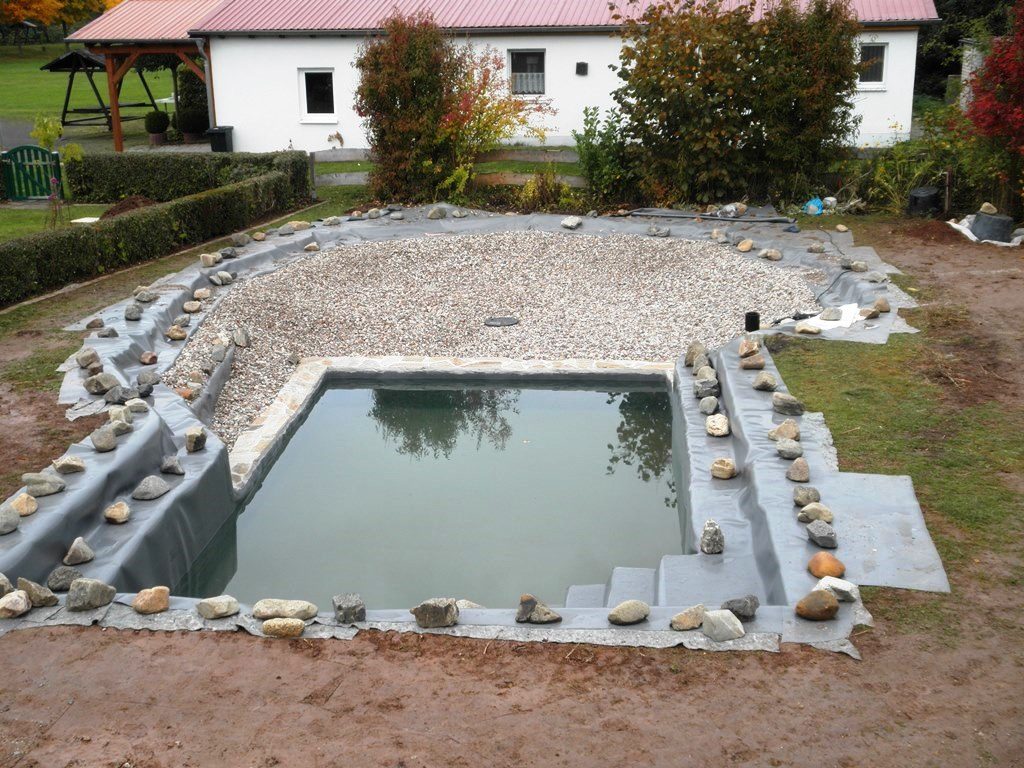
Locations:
182;132;203;144
148;131;167;146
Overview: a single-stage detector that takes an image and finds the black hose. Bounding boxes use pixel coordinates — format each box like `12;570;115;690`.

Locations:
624;208;795;224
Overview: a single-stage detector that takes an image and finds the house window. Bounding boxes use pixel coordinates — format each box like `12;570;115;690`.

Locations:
300;69;335;120
859;43;886;85
510;50;545;95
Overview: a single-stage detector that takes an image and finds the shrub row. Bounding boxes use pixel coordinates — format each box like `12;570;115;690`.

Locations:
65;150;312;203
0;170;294;307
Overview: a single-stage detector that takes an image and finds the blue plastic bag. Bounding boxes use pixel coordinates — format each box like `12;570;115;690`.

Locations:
803;197;823;216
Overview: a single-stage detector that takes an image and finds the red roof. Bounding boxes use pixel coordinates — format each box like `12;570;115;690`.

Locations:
68;0;939;43
68;0;226;42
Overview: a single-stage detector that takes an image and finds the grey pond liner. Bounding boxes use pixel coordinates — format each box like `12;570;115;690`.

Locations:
0;205;949;654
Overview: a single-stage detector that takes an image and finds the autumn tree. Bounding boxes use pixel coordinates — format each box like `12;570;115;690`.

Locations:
0;0;62;25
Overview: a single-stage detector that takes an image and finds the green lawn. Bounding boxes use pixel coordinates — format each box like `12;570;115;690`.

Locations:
0;44;173;123
0;203;108;242
316;159;582;177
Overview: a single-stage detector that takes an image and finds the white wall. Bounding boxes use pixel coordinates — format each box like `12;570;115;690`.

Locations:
209;28;918;153
852;29;919;146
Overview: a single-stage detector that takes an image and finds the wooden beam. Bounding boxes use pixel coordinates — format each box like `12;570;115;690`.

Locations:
175;51;206;83
112;50;141;85
103;52;124;152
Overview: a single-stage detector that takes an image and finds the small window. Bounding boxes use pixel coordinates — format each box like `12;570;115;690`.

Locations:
510;50;545;95
302;69;334;116
859;44;886;84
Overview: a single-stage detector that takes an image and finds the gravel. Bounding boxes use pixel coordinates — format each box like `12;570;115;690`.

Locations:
163;231;819;447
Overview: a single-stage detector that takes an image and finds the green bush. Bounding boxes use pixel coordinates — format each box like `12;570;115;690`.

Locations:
0;171;293;307
573;107;637;205
64;151;312;203
144;110;170;134
177;108;209;135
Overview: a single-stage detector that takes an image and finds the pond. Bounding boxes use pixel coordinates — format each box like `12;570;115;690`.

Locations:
179;381;684;610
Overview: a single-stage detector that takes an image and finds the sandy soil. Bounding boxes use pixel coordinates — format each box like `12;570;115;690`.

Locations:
0;218;1021;767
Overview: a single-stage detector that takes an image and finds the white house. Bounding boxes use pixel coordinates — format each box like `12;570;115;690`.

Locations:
70;0;939;153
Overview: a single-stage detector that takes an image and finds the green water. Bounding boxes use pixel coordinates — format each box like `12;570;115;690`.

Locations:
182;383;682;610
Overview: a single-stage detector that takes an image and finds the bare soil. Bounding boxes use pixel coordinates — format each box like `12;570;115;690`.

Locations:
0;218;1021;768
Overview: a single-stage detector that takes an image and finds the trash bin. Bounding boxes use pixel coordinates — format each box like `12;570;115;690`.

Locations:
206;126;233;153
907;186;940;217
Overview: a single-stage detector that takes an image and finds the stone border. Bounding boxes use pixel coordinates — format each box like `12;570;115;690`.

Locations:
229;355;674;495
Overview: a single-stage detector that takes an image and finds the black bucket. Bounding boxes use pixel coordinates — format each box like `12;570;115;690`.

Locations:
907;186;941;217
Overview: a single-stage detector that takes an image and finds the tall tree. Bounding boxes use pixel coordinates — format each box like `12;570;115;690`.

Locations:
0;0;63;24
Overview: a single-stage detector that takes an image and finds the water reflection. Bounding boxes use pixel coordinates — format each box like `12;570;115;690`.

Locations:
604;392;677;508
369;388;520;459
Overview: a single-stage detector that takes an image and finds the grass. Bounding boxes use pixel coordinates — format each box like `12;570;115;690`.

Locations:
0;203;108;242
769;268;1024;640
0;44;173;123
315;159;583;177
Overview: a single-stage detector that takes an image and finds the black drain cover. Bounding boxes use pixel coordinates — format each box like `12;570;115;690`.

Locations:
484;316;519;327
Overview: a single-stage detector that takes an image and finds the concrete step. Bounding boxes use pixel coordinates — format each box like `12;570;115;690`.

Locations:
604;566;657;607
563;583;606;609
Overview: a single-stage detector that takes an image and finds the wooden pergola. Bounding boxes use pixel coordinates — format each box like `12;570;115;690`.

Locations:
42;49;160;130
86;43;214;151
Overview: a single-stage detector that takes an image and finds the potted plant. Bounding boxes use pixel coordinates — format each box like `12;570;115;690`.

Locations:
144;110;170;146
177;108;209;144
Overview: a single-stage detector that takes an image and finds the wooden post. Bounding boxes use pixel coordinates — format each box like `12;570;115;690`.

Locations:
103;52;124;152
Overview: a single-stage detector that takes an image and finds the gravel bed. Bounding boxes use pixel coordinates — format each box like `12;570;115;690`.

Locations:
163;231;821;447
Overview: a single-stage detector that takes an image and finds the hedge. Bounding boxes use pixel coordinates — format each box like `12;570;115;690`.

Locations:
0;170;295;307
64;150;312;203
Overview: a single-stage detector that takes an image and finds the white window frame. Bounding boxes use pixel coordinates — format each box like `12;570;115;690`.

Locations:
298;68;337;124
857;41;888;92
508;49;546;96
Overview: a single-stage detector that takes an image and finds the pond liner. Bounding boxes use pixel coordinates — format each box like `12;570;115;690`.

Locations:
0;207;949;650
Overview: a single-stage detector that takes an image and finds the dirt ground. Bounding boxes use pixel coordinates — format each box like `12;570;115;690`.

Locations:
0;218;1022;768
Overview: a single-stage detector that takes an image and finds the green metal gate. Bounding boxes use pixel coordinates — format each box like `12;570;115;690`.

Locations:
0;145;62;200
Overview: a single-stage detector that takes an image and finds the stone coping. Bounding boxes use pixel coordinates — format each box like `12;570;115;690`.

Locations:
229;355;674;496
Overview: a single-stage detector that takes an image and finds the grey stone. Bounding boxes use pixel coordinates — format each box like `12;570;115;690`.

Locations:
104;386;139;405
63;536;94;565
768;418;800;441
96;327;118;338
647;224;670;237
694;365;716;381
807;243;825;254
332;593;366;624
131;475;171;501
710;458;737;480
86;362;104;377
0;573;12;595
608;599;650;625
66;578;115;611
211;344;228;363
776;438;804;459
216;271;234;285
701;519;725;553
0;504;18;535
75;347;100;369
322;216;341;226
701;609;745;642
390;212;404;220
124;303;143;321
220;246;238;259
21;472;65;497
515;594;562;624
705;414;730;437
110;419;133;437
793;486;821;507
83;372;118;395
699;396;718;415
772;392;805;416
197;595;240;619
721;594;759;622
850;260;868;272
691;352;710;372
807;519;838;548
426;206;447;220
411;598;459;628
172;314;191;328
108;405;132;425
232;327;251;347
52;455;85;475
17;577;58;607
46;566;82;592
103;501;130;524
820;307;843;321
670;604;705;631
231;232;252;247
161;455;184;475
185;426;207;453
684;341;707;367
135;290;157;303
753;372;777;391
85;317;104;329
798;502;833;524
90;424;118;452
367;207;383;219
694;378;720;399
125;398;149;413
814;576;859;602
277;224;295;235
137;370;161;387
560;216;583;230
252;598;318;620
786;457;810;482
758;248;782;261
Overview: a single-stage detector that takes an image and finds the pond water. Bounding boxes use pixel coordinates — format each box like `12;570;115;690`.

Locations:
180;382;683;610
